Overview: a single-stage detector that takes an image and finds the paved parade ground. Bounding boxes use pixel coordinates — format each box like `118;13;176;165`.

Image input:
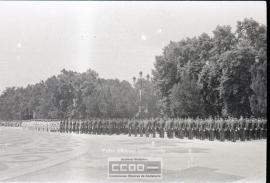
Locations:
0;127;266;183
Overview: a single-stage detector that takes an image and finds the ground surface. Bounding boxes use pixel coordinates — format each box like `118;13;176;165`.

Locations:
0;127;266;183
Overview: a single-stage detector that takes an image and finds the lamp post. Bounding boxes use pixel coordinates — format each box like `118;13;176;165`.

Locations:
133;72;150;120
139;71;143;120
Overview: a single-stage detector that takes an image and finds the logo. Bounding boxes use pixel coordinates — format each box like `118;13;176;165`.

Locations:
108;157;162;179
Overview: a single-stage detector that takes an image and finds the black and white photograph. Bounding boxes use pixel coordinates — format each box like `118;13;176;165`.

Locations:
0;1;267;183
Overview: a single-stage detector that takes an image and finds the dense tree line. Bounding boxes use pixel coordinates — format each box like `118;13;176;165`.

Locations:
0;18;266;120
152;18;267;118
0;69;158;120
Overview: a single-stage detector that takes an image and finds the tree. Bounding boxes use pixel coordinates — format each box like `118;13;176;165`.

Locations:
219;47;255;117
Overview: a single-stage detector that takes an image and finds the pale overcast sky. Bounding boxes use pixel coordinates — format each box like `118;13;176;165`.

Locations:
0;1;266;93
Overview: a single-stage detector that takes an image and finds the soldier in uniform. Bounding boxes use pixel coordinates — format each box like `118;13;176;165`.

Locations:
117;119;121;134
60;120;63;133
209;120;214;141
89;119;93;134
239;117;246;141
82;120;86;134
194;119;200;139
215;119;220;141
179;120;185;139
134;120;138;137
250;119;255;140
76;120;80;134
187;120;193;140
153;119;157;138
108;120;112;135
204;120;209;140
68;120;72;133
220;120;225;142
231;121;237;142
246;119;252;140
128;121;132;136
145;120;150;137
72;120;76;133
254;119;259;140
92;119;96;135
262;119;267;139
64;119;67;133
138;121;143;137
160;120;165;138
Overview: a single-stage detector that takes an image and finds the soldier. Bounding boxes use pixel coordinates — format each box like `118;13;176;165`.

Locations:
76;120;80;134
60;120;63;133
246;119;252;140
220;120;225;142
214;118;220;141
231;120;237;142
204;120;209;140
171;119;175;138
134;120;138;137
187;119;193;140
102;120;106;135
159;120;165;138
82;120;86;134
250;119;255;140
128;121;132;136
65;120;69;133
153;119;157;138
68;120;72;133
107;120;112;135
262;119;267;139
85;119;89;134
239;117;246;141
145;121;150;137
209;120;214;141
179;120;185;139
63;119;67;133
254;119;259;140
117;119;122;135
92;119;96;135
138;121;143;137
89;119;93;134
123;119;128;135
194;119;200;139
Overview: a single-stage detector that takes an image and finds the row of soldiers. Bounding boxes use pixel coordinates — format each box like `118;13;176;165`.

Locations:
58;117;267;142
21;120;60;132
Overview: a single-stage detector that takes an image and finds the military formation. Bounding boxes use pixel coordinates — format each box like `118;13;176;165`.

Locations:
4;117;267;142
56;117;267;142
21;119;60;132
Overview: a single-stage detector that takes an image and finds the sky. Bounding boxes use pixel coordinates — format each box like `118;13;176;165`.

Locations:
0;1;266;94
